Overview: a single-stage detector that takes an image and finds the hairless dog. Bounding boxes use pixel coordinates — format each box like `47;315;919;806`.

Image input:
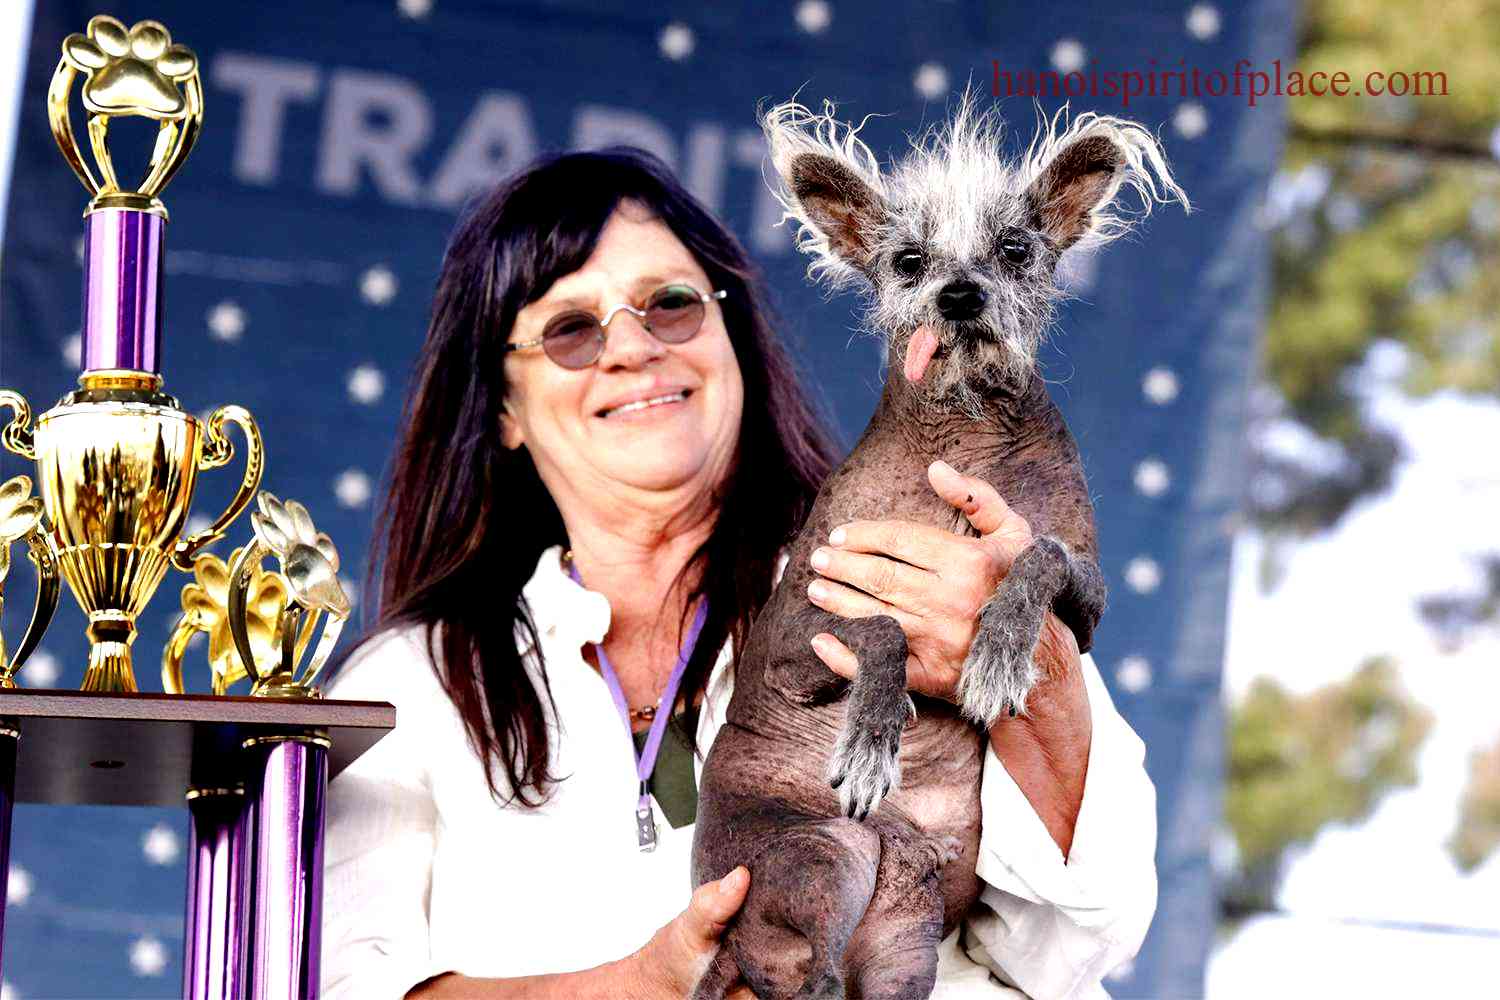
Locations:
691;93;1188;1000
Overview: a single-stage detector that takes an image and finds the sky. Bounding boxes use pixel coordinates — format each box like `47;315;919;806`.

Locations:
0;1;1496;996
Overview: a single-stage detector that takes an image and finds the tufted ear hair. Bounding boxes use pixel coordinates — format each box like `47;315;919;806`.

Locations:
1022;108;1190;254
760;98;889;289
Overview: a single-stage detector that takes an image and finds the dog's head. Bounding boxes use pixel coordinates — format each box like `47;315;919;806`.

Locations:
762;91;1189;413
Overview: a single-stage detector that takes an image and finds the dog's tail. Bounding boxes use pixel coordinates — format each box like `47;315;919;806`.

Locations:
691;946;741;1000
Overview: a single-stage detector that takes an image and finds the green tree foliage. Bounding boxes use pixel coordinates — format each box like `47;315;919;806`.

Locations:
1222;658;1431;917
1238;0;1500;885
1256;0;1500;531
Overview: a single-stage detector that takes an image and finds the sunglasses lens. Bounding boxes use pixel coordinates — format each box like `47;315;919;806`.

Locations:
644;285;707;344
542;313;604;369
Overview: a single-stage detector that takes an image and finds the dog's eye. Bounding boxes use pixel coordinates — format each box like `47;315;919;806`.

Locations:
999;237;1031;266
893;250;925;278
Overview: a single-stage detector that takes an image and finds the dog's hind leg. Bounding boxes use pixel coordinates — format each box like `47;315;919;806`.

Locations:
824;614;916;821
843;822;957;1000
717;817;881;1000
956;534;1103;726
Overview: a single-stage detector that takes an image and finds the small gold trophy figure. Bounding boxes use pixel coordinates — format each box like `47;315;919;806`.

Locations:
0;15;267;693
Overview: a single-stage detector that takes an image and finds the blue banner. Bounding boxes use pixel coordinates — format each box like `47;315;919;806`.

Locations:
0;1;1292;995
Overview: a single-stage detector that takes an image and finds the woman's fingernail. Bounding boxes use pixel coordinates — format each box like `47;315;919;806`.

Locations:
808;581;827;602
810;547;830;570
811;633;830;652
828;526;846;546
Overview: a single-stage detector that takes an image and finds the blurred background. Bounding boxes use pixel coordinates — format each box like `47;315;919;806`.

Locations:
0;0;1494;997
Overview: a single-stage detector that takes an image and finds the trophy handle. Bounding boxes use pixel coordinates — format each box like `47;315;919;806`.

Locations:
173;405;264;572
160;611;200;695
295;604;346;693
46;58;101;197
226;538;271;685
0;391;36;460
0;532;60;688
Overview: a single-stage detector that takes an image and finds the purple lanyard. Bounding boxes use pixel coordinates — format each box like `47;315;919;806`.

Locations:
568;561;708;850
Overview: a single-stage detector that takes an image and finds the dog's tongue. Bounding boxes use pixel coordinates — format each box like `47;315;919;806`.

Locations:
904;326;940;383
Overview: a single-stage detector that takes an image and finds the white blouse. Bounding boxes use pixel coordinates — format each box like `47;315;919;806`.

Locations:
320;546;1157;999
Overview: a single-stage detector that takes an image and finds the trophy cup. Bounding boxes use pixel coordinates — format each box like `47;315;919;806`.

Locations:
0;16;387;999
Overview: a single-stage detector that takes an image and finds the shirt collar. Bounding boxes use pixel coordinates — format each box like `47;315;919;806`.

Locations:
517;545;790;658
518;545;612;655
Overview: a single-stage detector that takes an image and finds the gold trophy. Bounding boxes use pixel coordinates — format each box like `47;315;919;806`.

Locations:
0;15;347;698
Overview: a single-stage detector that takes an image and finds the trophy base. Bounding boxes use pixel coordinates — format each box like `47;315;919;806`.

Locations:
81;619;139;694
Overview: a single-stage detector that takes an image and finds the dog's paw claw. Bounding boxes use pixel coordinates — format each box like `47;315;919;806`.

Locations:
827;725;901;822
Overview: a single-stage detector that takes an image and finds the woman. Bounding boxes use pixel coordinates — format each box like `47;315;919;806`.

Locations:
320;147;1157;999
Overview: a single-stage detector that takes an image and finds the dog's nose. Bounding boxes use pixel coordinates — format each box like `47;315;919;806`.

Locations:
937;282;987;322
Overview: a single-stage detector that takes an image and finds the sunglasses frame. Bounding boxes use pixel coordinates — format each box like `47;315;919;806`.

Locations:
505;283;728;370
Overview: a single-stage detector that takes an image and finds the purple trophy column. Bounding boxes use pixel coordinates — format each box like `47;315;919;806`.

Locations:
183;786;249;1000
244;736;328;1000
80;207;164;374
0;726;16;982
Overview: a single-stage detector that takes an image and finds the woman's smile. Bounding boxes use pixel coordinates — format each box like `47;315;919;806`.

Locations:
595;386;695;420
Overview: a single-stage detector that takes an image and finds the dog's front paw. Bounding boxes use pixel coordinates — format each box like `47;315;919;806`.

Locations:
956;603;1041;727
827;698;913;821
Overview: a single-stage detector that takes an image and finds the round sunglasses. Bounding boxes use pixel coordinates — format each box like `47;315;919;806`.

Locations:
505;283;728;370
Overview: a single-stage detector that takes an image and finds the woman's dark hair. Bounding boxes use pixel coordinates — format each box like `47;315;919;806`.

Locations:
336;147;838;807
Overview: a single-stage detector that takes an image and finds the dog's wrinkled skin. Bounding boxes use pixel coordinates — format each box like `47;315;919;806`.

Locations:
691;94;1187;1000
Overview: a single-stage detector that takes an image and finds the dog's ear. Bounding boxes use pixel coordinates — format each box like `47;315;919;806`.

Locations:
761;99;888;287
1022;112;1189;253
785;152;886;269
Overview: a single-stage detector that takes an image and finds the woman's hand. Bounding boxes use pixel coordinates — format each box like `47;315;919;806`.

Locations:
806;460;1095;856
806;460;1040;701
630;866;754;999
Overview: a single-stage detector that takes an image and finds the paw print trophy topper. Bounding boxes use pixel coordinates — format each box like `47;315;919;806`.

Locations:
223;493;351;699
50;14;202;218
161;547;291;697
0;476;60;690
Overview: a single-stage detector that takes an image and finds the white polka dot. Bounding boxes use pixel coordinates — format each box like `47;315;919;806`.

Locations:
346;365;386;405
7;865;31;905
334;469;372;509
1055;250;1097;294
184;513;214;538
397;0;432;17
1105;956;1135;982
794;0;832;34
1174;102;1209;140
359;265;398;307
1133;457;1171;497
1124;556;1162;594
207;301;246;342
1050;38;1087;74
22;649;58;686
1142;366;1179;405
1116;655;1153;693
339;576;360;611
142;823;180;865
61;332;81;368
129;935;168;976
1185;4;1221;41
73;235;85;265
659;22;695;61
913;62;949;100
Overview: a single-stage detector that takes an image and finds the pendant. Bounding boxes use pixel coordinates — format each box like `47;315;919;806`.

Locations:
636;803;659;852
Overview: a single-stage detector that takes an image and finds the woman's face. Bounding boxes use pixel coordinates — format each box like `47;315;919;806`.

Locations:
500;201;745;512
